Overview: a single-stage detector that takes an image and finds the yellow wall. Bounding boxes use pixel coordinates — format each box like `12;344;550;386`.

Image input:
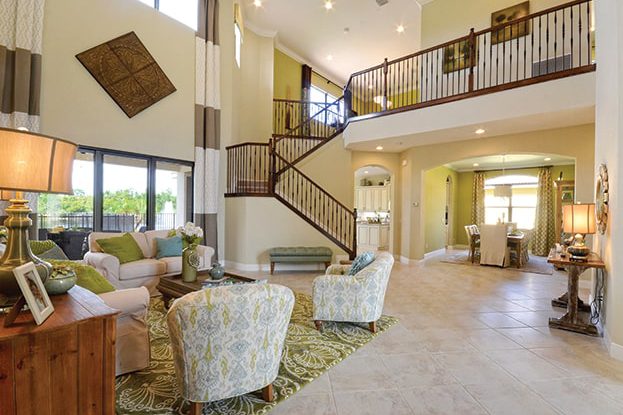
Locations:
454;164;576;246
311;72;344;99
421;0;575;48
41;0;196;160
274;48;301;100
424;166;459;253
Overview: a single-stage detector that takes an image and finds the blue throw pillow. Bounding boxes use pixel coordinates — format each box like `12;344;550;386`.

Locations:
348;251;375;276
155;236;183;259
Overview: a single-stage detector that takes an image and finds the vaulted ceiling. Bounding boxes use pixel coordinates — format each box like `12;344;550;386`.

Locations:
243;0;432;85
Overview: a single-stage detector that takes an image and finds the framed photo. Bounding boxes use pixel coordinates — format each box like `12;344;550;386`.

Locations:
13;262;54;325
491;1;531;45
442;39;478;74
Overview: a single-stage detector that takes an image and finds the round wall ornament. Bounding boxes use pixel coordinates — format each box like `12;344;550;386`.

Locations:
596;164;609;234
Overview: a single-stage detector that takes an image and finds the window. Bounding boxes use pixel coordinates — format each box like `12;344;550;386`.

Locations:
309;85;344;125
38;147;193;234
484;175;538;229
38;150;95;231
234;23;242;68
135;0;198;30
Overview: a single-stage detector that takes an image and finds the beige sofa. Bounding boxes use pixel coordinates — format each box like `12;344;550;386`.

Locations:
85;230;215;292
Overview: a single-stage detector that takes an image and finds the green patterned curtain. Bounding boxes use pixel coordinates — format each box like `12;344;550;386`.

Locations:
471;172;485;225
533;167;556;256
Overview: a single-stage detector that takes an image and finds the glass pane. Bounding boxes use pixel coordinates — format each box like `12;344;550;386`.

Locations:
159;0;198;30
38;151;95;232
103;155;148;232
512;185;538;207
485;207;509;224
484;187;510;207
512;207;536;229
155;161;192;230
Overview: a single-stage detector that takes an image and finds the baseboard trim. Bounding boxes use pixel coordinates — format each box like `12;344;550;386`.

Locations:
399;255;421;265
223;260;328;273
452;244;469;249
604;329;623;361
424;248;446;258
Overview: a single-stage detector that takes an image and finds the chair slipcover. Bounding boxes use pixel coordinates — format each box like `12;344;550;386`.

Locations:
479;224;510;267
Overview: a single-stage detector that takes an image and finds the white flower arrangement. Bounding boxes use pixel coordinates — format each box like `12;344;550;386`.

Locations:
175;222;204;247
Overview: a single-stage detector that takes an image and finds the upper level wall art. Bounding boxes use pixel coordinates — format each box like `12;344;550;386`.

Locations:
76;32;176;118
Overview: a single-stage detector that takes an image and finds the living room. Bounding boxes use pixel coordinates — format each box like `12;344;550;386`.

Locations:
2;0;623;414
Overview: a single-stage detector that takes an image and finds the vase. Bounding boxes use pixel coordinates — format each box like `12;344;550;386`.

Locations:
182;246;200;283
44;272;77;295
209;262;225;280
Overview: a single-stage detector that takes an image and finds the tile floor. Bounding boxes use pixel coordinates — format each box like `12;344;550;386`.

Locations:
238;249;623;415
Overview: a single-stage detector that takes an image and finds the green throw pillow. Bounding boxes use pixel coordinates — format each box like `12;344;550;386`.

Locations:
30;240;58;256
49;260;116;294
348;251;375;276
96;233;144;264
155;236;183;259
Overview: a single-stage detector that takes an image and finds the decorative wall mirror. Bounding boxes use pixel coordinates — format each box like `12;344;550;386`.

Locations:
596;164;609;234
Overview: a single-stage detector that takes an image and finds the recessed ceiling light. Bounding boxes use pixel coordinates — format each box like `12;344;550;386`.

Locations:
326;54;333;61
473;163;479;167
396;24;405;34
544;157;552;161
364;170;369;174
324;1;333;10
253;0;262;7
16;127;29;131
376;146;384;151
475;128;485;134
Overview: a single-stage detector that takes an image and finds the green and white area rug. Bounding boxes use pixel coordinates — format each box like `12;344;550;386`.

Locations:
115;293;397;415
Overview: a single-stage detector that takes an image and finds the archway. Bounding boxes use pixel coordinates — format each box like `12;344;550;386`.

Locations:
354;165;394;254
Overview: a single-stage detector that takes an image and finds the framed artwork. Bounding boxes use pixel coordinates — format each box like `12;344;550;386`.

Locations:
442;39;477;74
491;1;531;45
13;262;54;325
76;32;176;118
561;190;574;202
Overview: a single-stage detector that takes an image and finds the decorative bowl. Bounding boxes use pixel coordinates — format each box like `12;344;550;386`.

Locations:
44;271;77;295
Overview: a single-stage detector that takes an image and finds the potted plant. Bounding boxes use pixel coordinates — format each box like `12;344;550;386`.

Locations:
44;264;77;295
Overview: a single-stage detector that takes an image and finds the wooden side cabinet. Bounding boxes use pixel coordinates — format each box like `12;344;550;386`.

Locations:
0;286;119;415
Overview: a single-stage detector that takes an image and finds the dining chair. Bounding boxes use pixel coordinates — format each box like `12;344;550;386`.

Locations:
479;224;510;267
465;225;480;263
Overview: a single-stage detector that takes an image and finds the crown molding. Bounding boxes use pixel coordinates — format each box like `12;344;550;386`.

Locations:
244;20;277;38
274;39;348;87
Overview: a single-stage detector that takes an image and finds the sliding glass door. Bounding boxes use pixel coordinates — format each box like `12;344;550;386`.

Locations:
155;161;193;230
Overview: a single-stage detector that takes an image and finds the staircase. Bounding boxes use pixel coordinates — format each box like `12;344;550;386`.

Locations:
225;97;358;259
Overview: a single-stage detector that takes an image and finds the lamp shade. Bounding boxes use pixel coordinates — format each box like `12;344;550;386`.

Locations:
563;203;596;235
0;190;15;201
0;128;77;194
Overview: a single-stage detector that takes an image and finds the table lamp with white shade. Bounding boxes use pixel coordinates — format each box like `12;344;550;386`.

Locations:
563;203;596;261
0;128;77;307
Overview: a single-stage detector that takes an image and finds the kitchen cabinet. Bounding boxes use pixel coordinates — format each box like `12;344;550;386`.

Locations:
354;185;391;212
357;223;390;250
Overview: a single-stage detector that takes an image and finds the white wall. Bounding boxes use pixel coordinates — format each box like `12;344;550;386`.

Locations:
41;0;196;160
594;0;623;360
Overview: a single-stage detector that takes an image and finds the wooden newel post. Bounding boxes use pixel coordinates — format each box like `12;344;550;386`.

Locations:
351;208;358;260
269;138;276;194
468;28;476;92
382;58;389;112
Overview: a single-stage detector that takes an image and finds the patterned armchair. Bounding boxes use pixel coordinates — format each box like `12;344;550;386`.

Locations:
312;252;394;333
166;284;294;414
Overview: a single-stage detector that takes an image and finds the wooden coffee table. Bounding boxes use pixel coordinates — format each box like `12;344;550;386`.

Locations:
157;270;258;308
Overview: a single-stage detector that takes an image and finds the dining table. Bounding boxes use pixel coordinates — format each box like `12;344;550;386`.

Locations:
471;232;527;268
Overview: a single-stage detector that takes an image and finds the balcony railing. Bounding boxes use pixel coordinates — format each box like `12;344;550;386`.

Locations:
345;0;595;119
38;213;178;232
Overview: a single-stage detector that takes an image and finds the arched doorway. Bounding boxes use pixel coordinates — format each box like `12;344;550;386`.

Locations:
354;165;393;254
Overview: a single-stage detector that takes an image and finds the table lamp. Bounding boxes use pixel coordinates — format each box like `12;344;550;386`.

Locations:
563;203;596;261
0;128;77;307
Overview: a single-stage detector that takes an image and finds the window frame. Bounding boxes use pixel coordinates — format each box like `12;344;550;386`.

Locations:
75;146;194;232
484;177;538;229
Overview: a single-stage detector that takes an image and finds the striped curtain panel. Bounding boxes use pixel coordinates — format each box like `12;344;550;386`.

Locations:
195;0;220;258
0;0;45;223
533;167;556;256
471;172;486;226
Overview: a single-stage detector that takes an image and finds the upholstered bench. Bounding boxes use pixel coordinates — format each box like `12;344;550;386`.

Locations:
269;247;333;274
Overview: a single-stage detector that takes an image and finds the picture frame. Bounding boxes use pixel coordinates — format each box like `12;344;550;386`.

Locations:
442;39;478;74
13;262;54;325
491;1;531;45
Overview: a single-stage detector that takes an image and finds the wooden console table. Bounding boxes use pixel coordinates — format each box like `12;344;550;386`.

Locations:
547;251;604;336
0;286;119;414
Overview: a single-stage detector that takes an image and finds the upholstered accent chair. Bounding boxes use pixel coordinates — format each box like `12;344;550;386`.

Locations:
166;284;295;414
312;251;394;333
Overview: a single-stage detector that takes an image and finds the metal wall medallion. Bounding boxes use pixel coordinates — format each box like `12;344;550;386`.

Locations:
596;164;609;234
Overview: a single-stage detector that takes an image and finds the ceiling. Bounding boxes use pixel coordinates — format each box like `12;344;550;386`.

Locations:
243;0;428;85
444;154;575;172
